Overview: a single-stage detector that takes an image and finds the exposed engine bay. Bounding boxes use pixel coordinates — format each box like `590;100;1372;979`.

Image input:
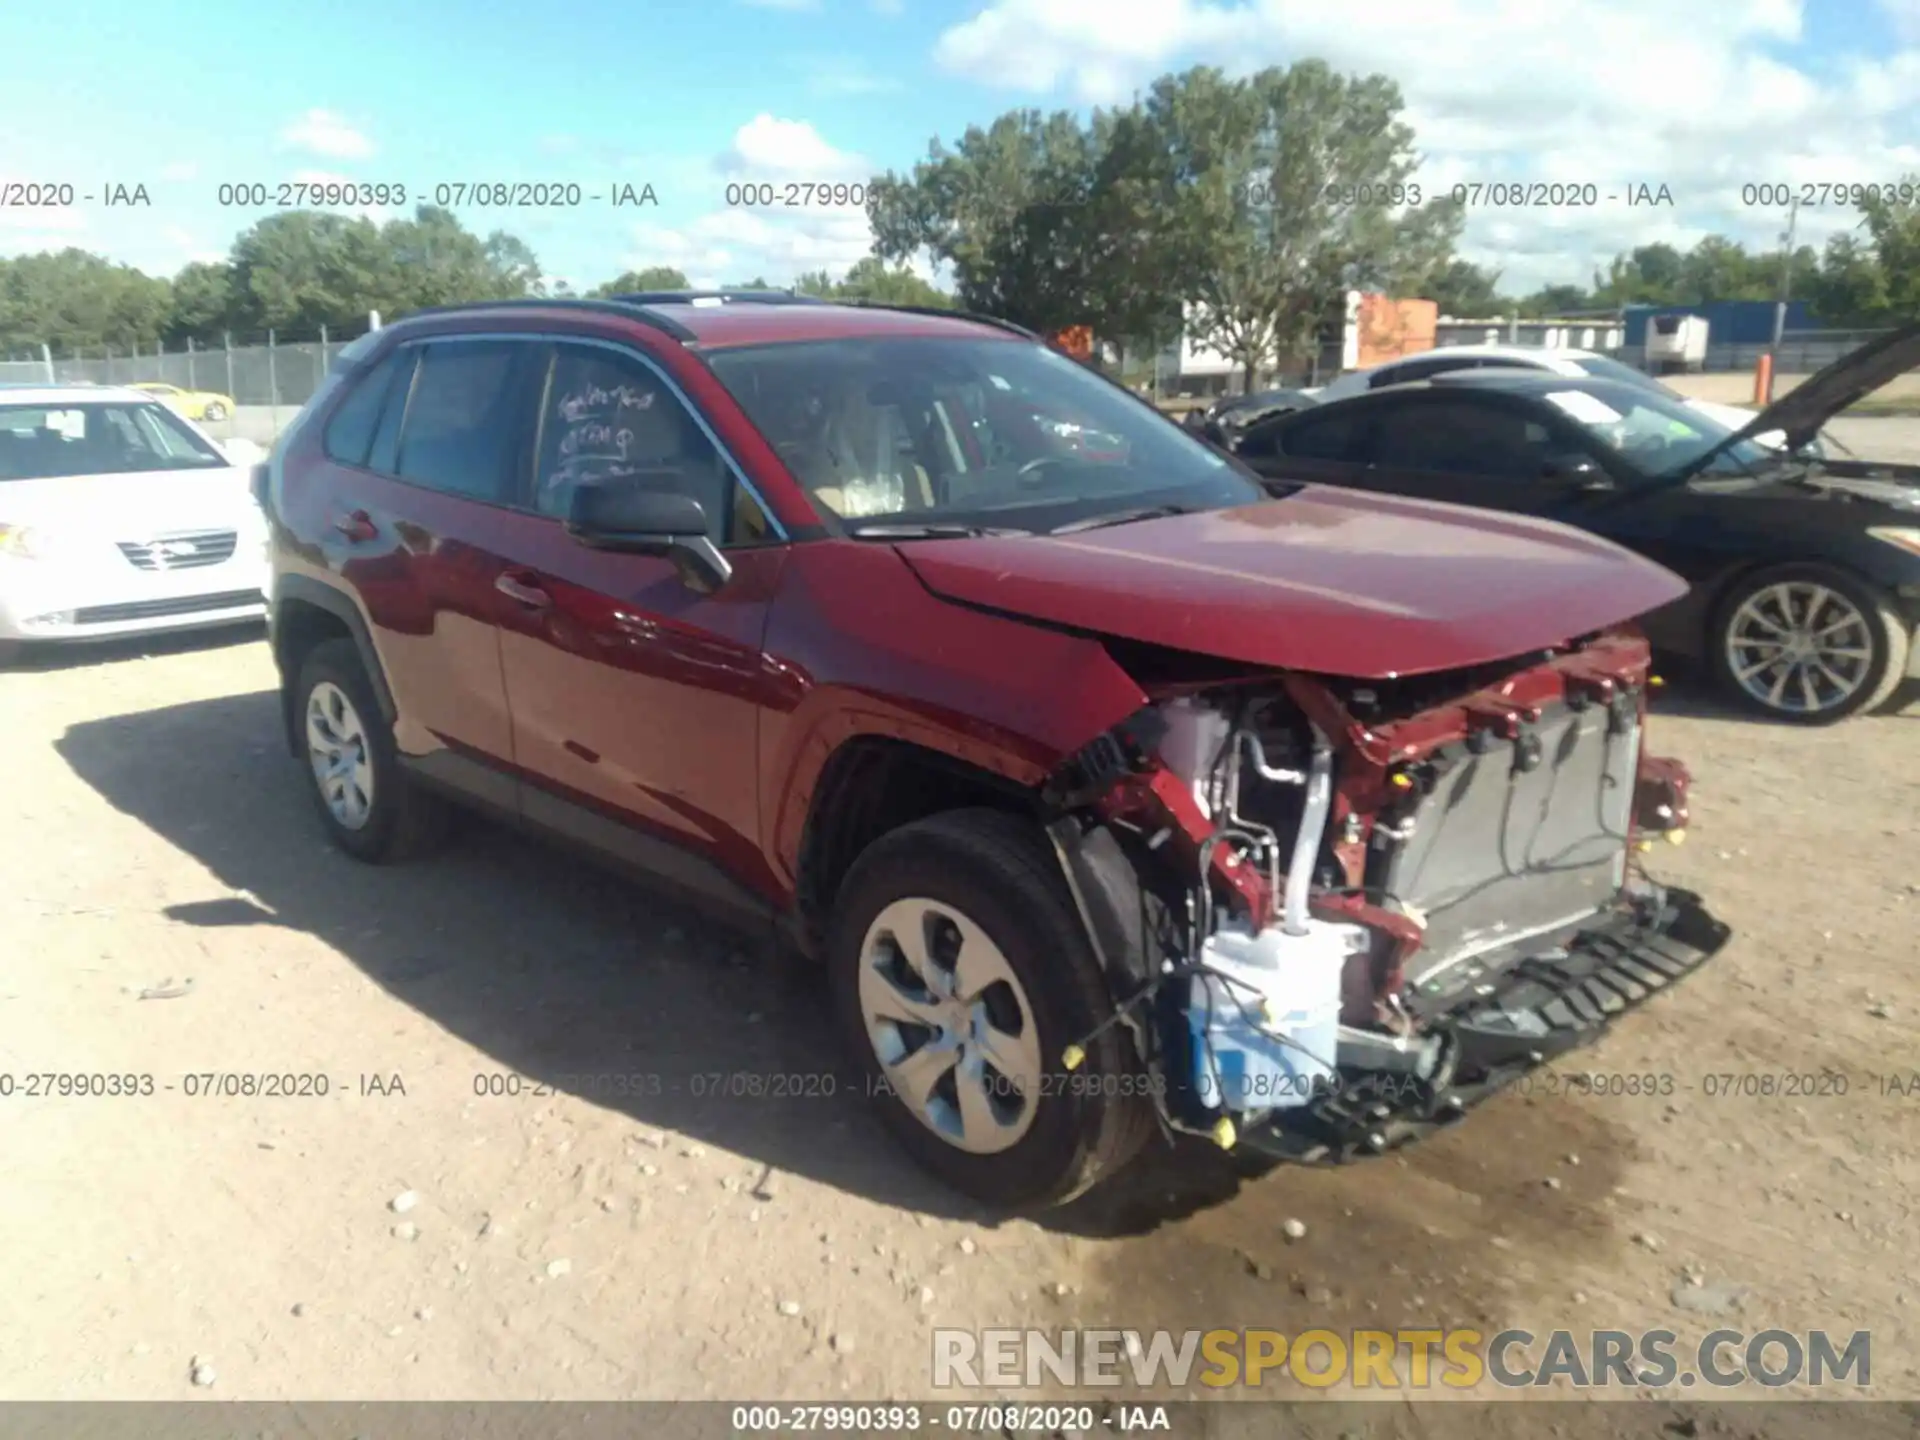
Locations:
1041;625;1731;1162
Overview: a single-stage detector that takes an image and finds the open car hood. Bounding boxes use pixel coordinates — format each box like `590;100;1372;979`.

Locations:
895;489;1688;680
1713;319;1920;458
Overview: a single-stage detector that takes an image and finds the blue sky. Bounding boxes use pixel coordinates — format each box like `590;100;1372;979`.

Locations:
4;0;1919;310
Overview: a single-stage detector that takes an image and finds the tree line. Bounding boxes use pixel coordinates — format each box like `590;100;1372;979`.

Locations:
3;59;1917;367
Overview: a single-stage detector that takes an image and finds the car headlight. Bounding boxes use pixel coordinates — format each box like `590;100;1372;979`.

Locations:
0;523;49;560
1868;527;1920;560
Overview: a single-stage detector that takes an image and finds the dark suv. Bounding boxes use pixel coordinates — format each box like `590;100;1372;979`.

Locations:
261;291;1728;1209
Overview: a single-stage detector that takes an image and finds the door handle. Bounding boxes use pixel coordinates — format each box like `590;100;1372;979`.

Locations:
333;510;377;542
495;571;553;609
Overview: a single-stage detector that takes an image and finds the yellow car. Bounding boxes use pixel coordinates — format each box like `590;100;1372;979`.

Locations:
130;381;235;422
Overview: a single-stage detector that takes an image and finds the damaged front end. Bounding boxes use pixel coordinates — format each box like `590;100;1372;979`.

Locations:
1040;627;1732;1162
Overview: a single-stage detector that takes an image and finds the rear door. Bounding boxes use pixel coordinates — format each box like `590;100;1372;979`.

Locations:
313;336;542;807
491;336;793;911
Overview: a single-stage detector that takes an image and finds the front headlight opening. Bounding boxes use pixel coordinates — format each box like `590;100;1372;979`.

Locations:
0;523;48;560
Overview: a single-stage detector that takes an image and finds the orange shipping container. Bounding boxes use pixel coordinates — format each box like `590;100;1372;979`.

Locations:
1354;295;1437;369
1050;326;1094;361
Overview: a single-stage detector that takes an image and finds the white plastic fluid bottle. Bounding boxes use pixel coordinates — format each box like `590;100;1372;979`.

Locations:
1189;918;1364;1111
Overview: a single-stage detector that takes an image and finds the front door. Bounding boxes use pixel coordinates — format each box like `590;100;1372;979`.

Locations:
493;338;793;910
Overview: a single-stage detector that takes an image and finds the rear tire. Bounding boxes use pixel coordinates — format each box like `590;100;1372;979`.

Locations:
202;401;229;422
828;808;1153;1210
1709;563;1908;724
294;638;449;862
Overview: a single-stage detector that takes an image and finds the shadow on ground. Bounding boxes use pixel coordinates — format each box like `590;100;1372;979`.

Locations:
54;680;1646;1334
3;621;265;674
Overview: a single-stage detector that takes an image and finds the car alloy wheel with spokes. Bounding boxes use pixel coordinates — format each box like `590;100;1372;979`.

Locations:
1713;564;1908;723
306;680;375;830
828;808;1152;1209
857;897;1044;1155
293;637;449;862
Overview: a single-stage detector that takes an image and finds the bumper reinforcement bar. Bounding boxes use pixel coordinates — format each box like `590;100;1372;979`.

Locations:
1239;885;1732;1163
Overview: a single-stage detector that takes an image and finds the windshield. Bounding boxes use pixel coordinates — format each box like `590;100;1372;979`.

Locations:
1541;385;1775;479
1567;354;1683;397
705;337;1265;532
0;402;229;480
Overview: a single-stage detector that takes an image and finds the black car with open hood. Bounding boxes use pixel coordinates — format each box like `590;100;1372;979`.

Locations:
1229;321;1920;723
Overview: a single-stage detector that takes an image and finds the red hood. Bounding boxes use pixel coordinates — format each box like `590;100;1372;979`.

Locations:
895;488;1687;679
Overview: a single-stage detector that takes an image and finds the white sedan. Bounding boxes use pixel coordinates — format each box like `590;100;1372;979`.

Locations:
1306;345;1805;450
0;384;269;663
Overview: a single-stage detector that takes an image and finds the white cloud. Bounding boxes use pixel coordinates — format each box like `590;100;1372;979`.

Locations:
927;0;1920;292
281;108;374;159
619;207;877;287
1879;0;1920;40
717;115;870;178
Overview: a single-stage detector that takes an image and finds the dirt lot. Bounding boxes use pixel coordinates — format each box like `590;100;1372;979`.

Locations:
2;433;1918;1423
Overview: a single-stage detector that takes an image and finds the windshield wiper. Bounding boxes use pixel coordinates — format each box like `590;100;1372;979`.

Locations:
846;522;1029;539
1048;504;1195;535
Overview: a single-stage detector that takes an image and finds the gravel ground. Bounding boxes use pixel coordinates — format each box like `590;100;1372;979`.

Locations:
1;426;1917;1425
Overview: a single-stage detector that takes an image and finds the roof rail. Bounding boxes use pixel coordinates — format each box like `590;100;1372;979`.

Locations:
604;289;826;307
395;296;703;342
837;300;1039;340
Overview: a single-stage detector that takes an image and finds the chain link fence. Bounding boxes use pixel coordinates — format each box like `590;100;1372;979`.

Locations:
0;332;358;444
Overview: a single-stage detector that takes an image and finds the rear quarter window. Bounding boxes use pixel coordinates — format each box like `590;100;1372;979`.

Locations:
322;352;404;468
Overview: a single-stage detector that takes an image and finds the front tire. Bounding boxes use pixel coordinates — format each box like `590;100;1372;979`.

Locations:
828;808;1152;1210
1710;563;1909;723
294;638;448;862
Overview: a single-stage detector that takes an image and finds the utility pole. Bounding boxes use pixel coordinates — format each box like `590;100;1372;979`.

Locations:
1766;194;1799;402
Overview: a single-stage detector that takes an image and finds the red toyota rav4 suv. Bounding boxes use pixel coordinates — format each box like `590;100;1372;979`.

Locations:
260;291;1728;1209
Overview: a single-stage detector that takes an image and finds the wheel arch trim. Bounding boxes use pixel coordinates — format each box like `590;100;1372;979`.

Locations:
272;574;396;756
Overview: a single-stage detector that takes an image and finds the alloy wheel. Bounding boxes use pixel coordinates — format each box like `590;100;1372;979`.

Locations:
856;897;1044;1155
1724;581;1875;716
305;680;375;830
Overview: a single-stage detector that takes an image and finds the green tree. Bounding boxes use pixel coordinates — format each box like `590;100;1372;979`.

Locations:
590;266;691;295
799;256;953;306
1859;176;1920;319
1516;283;1594;317
1147;62;1464;385
0;249;172;352
1415;257;1503;318
868;108;1111;335
1807;233;1887;324
164;261;238;343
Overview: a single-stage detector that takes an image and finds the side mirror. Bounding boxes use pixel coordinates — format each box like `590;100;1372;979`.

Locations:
566;477;732;593
1544;453;1613;490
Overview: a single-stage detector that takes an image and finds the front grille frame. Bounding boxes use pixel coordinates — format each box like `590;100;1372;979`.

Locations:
116;529;240;572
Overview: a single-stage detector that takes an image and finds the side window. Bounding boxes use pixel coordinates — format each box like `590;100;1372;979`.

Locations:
393;341;525;502
323;351;403;468
366;349;418;475
1371;399;1556;479
533;343;769;546
1274;407;1365;462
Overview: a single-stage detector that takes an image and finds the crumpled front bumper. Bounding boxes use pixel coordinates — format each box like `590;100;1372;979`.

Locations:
1239;880;1732;1163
